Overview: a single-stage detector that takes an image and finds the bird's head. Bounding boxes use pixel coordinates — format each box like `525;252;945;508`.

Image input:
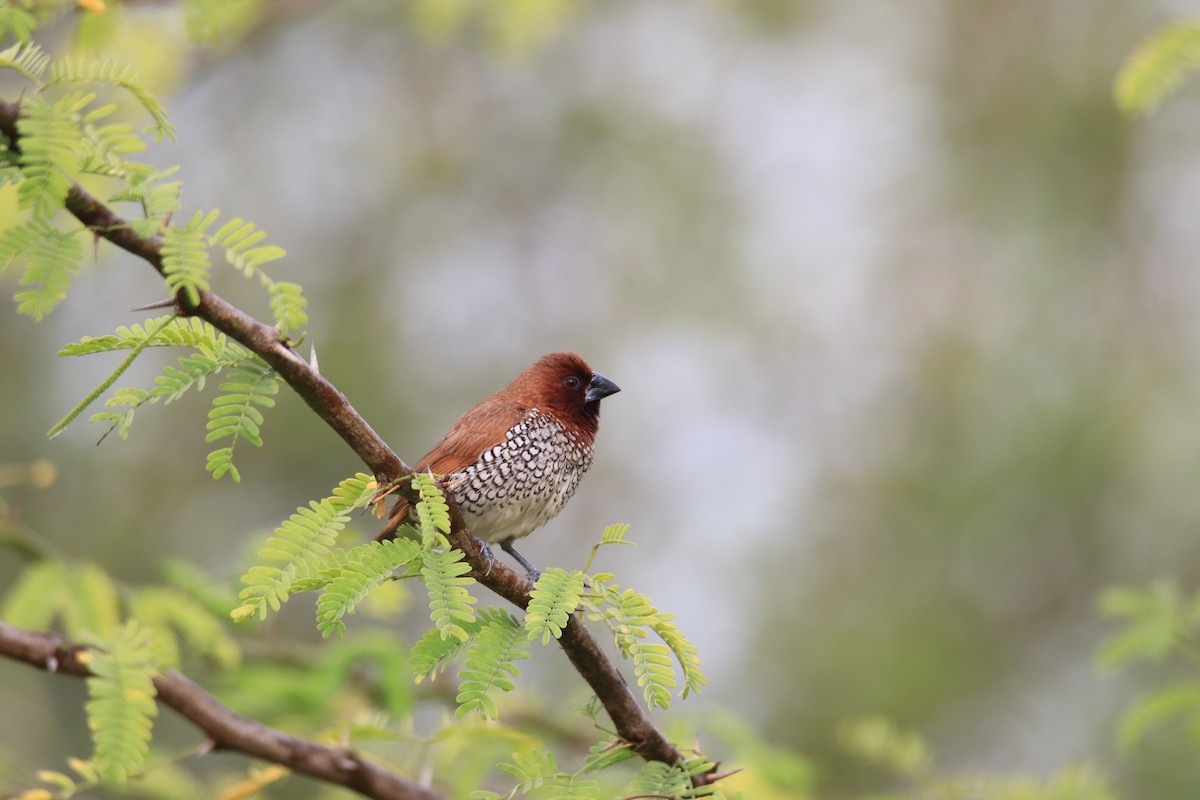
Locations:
511;352;620;438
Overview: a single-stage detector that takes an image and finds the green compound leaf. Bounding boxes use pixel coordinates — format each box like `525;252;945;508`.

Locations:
653;611;706;699
455;608;530;719
58;316;238;357
47;56;176;141
525;567;585;644
268;280;308;337
15;94;83;220
599;586;678;710
232;473;377;621
413;472;452;548
315;538;422;638
0;219;84;320
422;547;477;642
497;749;558;793
204;359;279;482
83;621;160;784
48;316;173;440
0;41;50;82
410;614;487;682
161;211;216;307
211;216;286;276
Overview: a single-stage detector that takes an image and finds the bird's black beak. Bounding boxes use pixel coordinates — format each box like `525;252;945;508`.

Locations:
585;372;620;404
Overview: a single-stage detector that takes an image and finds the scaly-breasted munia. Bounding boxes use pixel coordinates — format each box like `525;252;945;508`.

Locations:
377;352;620;577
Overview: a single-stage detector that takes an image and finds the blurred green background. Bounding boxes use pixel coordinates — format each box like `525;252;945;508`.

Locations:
4;0;1200;796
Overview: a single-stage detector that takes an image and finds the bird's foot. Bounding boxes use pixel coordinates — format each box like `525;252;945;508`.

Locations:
475;538;496;576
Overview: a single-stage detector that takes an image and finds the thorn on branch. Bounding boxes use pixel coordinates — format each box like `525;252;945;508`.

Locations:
131;297;178;312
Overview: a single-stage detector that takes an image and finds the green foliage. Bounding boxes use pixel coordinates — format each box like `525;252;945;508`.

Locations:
0;7;37;44
64;562;124;640
204;358;279;482
159;209;301;328
0;38;303;478
211;216;285;276
414;471;453;547
314;538;422;638
525;567;586;644
1116;22;1200;116
51;316;175;440
393;522;705;728
160;209;216;307
590;583;679;710
581;522;634;573
215;633;415;724
625;758;718;799
268;279;308;337
78;102;146;175
14;93;82;220
410;614;485;682
3;560;122;639
598;522;631;545
495;749;559;794
653;611;706;700
0;218;84;319
0;40;51;85
1098;580;1200;751
456;608;530;719
108;166;182;237
580;739;637;775
81;621;160;784
45;57;175;141
129;587;241;671
1096;580;1200;667
52;315;265;447
2;558;240;688
1;559;73;631
839;716;932;781
58;316;236;357
480;745;715;800
422;547;478;642
1116;681;1200;750
0;37;185;322
232;473;377;621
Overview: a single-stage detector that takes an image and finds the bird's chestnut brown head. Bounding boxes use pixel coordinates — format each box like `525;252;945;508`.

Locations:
506;352;620;439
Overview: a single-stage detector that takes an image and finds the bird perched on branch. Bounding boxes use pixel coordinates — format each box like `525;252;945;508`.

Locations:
376;352;620;578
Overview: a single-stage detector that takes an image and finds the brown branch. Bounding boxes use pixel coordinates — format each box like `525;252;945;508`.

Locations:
0;621;440;800
0;97;706;784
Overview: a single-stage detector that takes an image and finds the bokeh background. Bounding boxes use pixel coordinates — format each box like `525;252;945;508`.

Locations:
4;0;1200;796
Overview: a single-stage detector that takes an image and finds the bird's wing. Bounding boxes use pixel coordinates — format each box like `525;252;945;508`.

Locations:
374;402;528;541
416;401;529;476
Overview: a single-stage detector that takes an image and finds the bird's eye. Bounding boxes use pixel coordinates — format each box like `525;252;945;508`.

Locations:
563;375;581;390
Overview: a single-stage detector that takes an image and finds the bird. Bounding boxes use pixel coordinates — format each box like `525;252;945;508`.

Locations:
376;352;620;579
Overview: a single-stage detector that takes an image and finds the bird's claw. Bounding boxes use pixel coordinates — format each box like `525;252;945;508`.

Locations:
524;567;542;591
475;538;496;576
